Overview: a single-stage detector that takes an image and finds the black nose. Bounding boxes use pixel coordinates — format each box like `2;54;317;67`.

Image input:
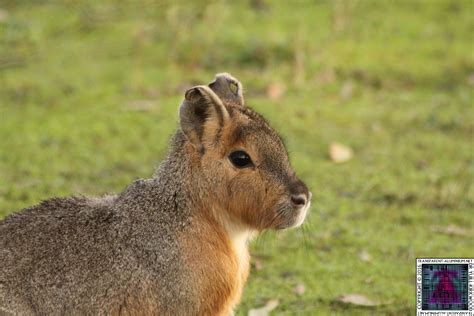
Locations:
291;194;307;207
288;177;309;208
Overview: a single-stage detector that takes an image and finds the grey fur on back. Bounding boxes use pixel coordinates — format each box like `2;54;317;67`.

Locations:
0;132;196;315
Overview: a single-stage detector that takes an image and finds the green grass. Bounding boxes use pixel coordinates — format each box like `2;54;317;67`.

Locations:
1;1;473;314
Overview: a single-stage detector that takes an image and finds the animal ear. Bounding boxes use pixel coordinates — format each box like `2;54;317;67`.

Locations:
179;85;230;148
208;73;244;107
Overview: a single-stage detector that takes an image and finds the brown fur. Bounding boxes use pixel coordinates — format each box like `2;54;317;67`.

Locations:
0;73;310;315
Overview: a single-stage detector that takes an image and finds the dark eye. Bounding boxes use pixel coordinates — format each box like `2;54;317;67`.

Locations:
229;150;253;168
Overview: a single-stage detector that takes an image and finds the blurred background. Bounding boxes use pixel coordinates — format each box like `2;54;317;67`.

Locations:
0;0;472;314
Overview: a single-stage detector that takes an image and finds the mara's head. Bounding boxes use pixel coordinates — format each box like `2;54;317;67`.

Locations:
179;73;311;231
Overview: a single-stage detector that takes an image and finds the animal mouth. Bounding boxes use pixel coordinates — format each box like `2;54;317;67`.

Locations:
272;199;310;230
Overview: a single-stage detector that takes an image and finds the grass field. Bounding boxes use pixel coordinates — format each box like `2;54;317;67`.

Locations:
1;1;473;314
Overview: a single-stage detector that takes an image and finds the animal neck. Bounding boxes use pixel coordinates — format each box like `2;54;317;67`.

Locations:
152;131;196;202
211;206;257;267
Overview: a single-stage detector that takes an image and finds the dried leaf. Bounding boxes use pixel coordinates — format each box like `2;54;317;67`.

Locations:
145;88;160;98
432;225;472;237
336;294;380;307
0;9;8;23
340;81;354;100
358;249;372;262
266;82;286;101
125;100;156;112
329;142;353;163
468;73;474;86
248;299;279;316
371;122;382;133
252;258;264;271
314;68;336;85
293;283;305;296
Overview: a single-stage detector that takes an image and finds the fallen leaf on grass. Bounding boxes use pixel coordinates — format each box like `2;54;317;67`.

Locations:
365;277;374;284
358;249;372;262
252;258;264;271
467;73;474;86
266;82;286;101
340;81;354;100
248;299;279;316
314;68;336;85
125;100;156;112
371;122;382;133
329;142;353;163
432;225;472;237
0;9;8;23
293;283;305;296
336;294;380;307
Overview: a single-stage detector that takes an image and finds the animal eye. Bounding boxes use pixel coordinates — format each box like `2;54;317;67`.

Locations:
229;150;253;168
